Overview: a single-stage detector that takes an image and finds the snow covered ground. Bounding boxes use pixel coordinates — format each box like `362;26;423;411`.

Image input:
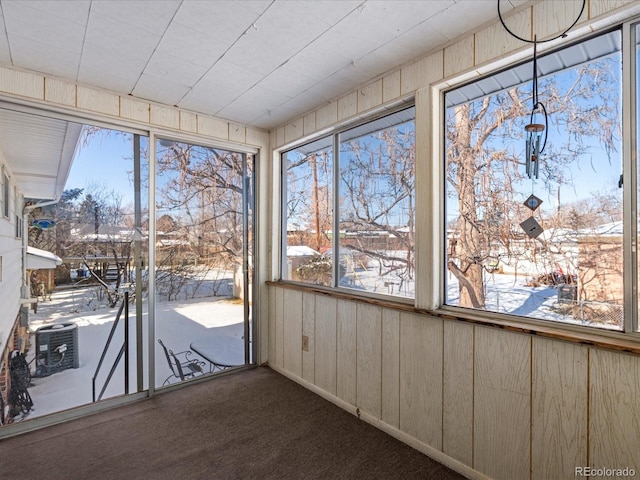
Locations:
21;284;247;421
447;271;622;330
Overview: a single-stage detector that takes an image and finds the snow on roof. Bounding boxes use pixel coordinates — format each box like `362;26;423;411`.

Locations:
287;245;320;257
538;222;623;242
26;246;63;269
586;221;623;236
539;228;577;243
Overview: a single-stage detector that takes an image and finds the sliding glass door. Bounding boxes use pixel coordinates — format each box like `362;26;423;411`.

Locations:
153;138;254;388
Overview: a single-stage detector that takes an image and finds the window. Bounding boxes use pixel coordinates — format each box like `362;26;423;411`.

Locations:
282;106;416;298
14;189;21;238
283;136;334;287
2;170;8;218
0;167;4;218
444;29;624;329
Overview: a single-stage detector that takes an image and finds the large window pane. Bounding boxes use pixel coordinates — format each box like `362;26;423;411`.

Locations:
12;119;149;421
155;140;252;388
338;109;415;297
282;137;334;286
282;107;416;299
445;30;623;329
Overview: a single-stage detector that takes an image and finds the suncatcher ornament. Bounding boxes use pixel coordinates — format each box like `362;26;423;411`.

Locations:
524;194;542;212
32;218;56;229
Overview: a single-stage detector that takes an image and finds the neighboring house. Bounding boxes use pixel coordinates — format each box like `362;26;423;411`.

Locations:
0;164;24;399
0;122;79;412
285;245;321;280
27;246;63;299
62;225;137;283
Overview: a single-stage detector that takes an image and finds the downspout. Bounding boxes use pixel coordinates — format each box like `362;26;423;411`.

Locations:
21;198;59;299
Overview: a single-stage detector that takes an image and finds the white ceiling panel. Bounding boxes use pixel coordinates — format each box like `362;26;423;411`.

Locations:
0;0;517;131
78;69;141;96
152;21;230;69
177;89;227;116
360;0;453;37
186;58;265;105
145;51;211;88
181;84;244;114
338;52;398;87
282;39;352;81
310;12;398;62
304;68;362;104
5;0;89;27
9;36;81;79
384;17;451;59
173;0;264;44
90;0;179;33
430;0;501;40
221;18;325;75
217;83;293;121
78;47;148;90
2;1;87;55
83;11;162;63
258;67;317;100
251;89;328;129
132;72;192;106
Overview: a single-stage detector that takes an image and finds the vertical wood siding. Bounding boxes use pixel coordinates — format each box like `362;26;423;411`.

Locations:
271;285;640;479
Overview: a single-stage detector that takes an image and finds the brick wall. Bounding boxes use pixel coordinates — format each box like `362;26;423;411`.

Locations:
0;314;28;423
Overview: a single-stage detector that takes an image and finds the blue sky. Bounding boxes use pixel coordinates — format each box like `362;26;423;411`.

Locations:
66;127;147;207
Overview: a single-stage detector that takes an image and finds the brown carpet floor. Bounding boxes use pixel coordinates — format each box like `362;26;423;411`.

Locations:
0;367;465;480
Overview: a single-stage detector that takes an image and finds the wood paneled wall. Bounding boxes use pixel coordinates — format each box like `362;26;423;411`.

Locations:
269;285;640;480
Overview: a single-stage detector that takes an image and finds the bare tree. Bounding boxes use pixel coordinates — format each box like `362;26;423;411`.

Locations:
154;142;249;301
447;59;620;309
339;126;416;291
284;119;416;293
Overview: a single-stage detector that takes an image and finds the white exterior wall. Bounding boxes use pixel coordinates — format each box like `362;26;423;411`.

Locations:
269;1;640;479
0;151;21;355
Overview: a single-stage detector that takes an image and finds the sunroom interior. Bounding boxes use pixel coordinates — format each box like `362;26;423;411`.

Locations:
1;1;640;479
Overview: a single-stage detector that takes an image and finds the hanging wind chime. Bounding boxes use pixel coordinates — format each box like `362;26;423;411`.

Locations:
520;36;546;239
497;0;586;239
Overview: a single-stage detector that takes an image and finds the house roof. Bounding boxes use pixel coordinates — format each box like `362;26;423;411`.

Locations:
0;107;82;200
26;246;63;270
287;245;320;257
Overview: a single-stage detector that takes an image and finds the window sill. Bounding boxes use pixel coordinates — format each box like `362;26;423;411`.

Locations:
266;280;640;355
267;279;415;309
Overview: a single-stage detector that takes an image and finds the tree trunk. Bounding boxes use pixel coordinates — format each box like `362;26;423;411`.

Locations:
453;104;486;309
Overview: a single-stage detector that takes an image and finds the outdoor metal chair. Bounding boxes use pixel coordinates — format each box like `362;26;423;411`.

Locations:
158;339;205;385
